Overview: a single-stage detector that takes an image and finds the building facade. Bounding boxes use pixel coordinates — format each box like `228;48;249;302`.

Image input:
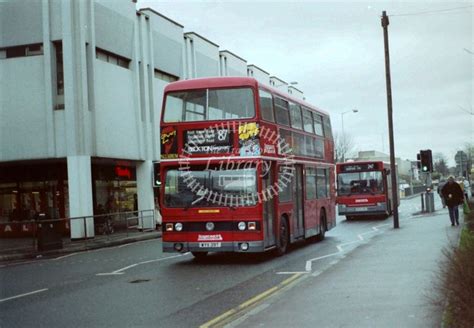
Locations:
0;0;305;238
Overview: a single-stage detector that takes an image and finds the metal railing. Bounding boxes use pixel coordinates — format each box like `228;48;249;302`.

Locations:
0;209;157;248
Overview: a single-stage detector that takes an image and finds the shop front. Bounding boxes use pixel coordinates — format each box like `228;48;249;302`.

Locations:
0;158;139;238
92;159;138;232
0;160;69;237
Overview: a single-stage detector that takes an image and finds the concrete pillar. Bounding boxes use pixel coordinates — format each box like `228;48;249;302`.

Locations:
67;155;94;238
41;0;56;157
136;160;155;229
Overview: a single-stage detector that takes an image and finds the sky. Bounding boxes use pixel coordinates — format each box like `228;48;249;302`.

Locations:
138;0;473;166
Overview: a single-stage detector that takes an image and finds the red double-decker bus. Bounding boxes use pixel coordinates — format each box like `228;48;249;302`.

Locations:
336;161;398;220
159;77;336;258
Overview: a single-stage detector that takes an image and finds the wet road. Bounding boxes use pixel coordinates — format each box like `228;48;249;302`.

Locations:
0;195;438;327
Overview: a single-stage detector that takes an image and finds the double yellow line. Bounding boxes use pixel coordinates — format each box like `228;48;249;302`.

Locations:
200;272;304;328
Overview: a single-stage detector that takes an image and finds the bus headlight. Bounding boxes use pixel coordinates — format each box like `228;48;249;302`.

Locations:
238;222;246;231
248;222;256;230
206;222;215;231
165;223;173;232
240;243;249;251
175;223;183;231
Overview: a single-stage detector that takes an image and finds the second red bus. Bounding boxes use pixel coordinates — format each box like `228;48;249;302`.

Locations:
336;161;397;220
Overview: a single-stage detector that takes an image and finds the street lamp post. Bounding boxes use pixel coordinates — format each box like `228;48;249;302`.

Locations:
381;10;399;229
340;109;358;162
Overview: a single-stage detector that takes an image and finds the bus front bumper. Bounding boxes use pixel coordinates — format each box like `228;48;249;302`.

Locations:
163;241;265;253
338;203;387;216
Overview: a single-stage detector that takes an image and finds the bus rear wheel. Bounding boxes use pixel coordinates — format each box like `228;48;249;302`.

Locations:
316;210;327;242
275;217;289;256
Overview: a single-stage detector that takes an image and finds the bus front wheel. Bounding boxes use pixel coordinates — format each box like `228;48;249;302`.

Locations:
275;217;289;256
191;252;208;259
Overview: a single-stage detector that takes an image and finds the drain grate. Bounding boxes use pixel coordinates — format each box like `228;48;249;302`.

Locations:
129;279;151;284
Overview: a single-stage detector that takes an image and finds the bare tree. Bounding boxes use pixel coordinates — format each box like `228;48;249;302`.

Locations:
462;143;473;179
433;152;449;178
334;132;356;163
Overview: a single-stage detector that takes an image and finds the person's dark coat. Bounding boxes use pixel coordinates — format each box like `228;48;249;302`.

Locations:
441;182;464;207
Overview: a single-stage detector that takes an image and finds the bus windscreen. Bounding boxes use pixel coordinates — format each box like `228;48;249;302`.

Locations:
163;88;255;122
164;168;257;208
337;171;384;196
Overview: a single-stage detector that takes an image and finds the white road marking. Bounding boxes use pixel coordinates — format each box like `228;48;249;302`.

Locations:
276;271;309;275
117;239;157;248
96;272;124;276
53;253;78;261
96;253;190;276
117;243;132;249
337;240;361;250
0;288;48;303
305;252;341;272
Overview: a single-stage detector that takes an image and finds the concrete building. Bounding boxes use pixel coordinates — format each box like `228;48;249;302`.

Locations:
288;85;305;100
183;32;219;79
269;76;288;92
246;64;270;86
0;0;185;238
219;50;247;77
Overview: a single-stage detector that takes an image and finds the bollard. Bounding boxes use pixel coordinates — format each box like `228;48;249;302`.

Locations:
424;192;435;213
421;193;425;212
427;192;435;212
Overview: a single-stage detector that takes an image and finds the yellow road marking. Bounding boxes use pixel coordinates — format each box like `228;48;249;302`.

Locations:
200;273;303;328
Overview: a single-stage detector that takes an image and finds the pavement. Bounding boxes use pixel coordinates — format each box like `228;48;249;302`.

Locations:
0;229;162;263
230;207;462;327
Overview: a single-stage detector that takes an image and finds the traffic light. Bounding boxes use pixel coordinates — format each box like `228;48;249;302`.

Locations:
419;149;433;173
153;162;161;187
416;153;421;170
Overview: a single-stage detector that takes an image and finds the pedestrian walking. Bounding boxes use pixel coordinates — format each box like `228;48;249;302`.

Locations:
441;176;464;226
461;177;470;201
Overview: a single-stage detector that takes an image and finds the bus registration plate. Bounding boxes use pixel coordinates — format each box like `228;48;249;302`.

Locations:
199;242;221;248
355;207;368;212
